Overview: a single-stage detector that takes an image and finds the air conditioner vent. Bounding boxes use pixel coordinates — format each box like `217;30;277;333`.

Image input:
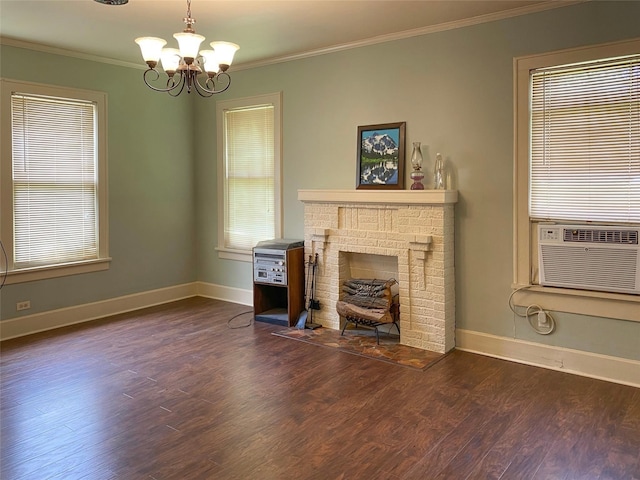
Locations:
563;228;638;245
540;246;638;291
539;224;640;294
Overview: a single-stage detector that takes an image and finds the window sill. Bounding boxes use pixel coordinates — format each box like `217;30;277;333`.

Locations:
5;258;112;285
511;284;640;323
216;247;252;263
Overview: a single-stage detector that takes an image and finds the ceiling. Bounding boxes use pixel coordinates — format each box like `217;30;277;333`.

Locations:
0;0;571;69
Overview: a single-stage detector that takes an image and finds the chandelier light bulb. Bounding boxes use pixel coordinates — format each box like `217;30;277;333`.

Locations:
135;37;166;66
199;50;220;75
209;41;240;70
160;48;181;74
173;32;205;63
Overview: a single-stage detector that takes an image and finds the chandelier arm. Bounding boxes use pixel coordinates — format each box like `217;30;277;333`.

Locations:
192;79;215;98
193;72;232;96
167;75;187;97
142;68;184;94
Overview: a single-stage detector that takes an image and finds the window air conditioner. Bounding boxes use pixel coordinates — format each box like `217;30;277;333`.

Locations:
538;224;640;295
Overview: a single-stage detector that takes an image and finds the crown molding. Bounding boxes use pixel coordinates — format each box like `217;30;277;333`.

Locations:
1;1;583;72
0;36;144;70
234;1;584;71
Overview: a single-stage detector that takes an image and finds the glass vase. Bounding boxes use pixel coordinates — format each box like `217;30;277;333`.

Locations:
410;142;424;190
434;153;445;190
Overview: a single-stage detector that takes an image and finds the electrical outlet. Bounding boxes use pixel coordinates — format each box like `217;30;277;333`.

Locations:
537;310;548;327
16;301;31;311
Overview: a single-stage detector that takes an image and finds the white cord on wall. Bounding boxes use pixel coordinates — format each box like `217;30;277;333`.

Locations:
508;286;556;335
0;240;7;290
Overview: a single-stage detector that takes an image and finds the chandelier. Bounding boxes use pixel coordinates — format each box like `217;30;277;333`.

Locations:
134;0;239;97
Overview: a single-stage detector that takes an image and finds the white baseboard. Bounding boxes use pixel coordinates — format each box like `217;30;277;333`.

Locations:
0;282;254;341
456;329;640;388
6;289;635;388
196;281;253;306
0;283;198;341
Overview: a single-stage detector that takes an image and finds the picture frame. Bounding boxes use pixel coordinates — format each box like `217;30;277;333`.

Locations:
356;122;405;190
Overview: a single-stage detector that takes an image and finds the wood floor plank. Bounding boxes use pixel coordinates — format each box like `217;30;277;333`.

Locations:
1;297;638;480
597;389;640;480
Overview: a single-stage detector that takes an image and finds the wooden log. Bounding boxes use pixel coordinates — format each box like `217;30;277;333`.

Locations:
342;285;390;298
336;300;393;323
342;284;388;294
344;278;394;287
342;281;394;303
341;294;390;310
343;280;393;296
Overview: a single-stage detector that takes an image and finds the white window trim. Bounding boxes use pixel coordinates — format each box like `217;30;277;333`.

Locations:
513;38;640;323
215;92;283;262
0;79;110;284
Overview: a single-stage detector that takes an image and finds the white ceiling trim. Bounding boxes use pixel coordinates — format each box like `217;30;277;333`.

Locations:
236;0;582;71
1;1;582;73
0;36;144;70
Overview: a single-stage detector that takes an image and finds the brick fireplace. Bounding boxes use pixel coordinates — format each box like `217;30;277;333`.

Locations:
298;189;457;353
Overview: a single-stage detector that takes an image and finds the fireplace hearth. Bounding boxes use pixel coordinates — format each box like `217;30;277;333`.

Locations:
298;189;457;353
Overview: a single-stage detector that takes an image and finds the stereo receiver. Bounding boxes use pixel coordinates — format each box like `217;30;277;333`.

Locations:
253;239;304;286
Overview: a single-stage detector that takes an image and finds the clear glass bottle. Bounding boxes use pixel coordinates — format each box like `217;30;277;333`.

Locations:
434;152;445;190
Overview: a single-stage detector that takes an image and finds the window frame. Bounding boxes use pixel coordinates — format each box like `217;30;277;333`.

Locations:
513;38;640;322
0;79;110;284
215;92;283;262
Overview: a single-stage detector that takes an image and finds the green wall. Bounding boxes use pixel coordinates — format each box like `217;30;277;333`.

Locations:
1;1;639;361
195;1;640;360
0;46;197;319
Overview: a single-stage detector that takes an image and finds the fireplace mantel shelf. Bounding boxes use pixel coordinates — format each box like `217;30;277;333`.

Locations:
298;189;458;205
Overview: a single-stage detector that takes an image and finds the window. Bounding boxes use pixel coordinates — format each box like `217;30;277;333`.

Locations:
0;79;109;284
514;39;640;321
216;93;282;261
530;56;639;223
513;40;640;321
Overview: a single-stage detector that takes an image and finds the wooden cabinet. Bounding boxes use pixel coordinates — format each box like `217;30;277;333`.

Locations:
253;247;305;327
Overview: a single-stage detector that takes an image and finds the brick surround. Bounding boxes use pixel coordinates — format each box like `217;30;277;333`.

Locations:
298;190;458;353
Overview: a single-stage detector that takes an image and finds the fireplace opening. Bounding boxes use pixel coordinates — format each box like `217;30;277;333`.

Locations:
337;278;400;343
337;252;400;343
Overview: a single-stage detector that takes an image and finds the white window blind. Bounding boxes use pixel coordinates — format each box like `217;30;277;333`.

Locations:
223;104;275;251
11;93;98;267
530;54;640;223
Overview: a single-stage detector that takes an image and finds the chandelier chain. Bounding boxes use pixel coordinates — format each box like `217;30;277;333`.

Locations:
184;0;195;31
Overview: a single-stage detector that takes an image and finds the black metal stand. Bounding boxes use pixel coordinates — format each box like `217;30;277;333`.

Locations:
341;304;400;344
305;253;322;329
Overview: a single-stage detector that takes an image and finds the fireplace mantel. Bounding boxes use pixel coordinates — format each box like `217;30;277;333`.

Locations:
298;189;458;205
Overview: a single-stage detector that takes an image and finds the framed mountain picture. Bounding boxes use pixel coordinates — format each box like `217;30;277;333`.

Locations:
356;122;406;190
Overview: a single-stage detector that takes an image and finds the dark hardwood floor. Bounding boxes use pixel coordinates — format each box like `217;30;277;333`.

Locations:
1;297;638;480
